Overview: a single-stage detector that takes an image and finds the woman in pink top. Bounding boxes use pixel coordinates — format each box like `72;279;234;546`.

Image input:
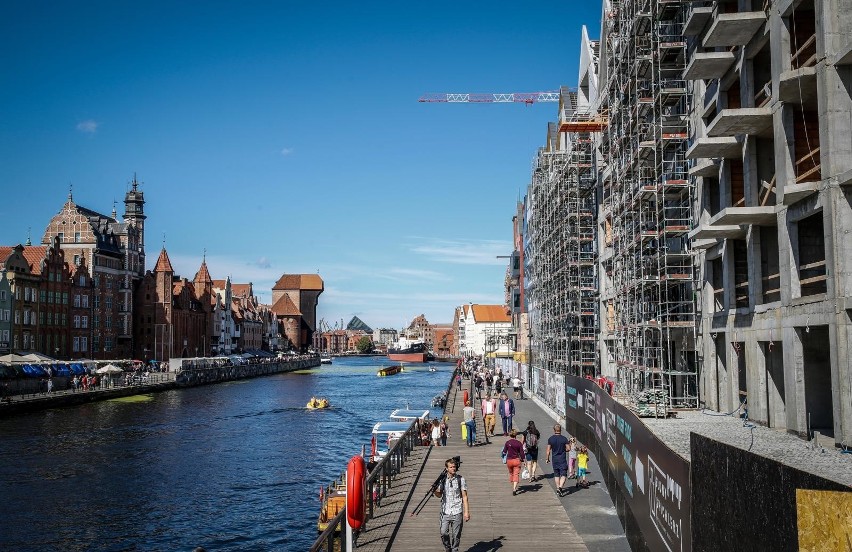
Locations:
501;429;525;496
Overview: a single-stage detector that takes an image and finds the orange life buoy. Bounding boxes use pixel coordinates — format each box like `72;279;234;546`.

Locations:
463;389;469;406
346;455;366;530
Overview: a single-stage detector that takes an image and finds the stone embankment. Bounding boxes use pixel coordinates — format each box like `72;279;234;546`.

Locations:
0;357;320;416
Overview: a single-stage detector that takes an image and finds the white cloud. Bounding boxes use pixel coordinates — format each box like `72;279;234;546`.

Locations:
408;237;513;265
280;147;294;156
76;120;99;133
256;256;271;269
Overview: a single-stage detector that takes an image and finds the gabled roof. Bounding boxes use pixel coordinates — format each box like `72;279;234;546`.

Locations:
21;247;48;275
271;294;301;316
272;273;324;291
471;304;511;323
194;261;212;284
231;283;252;298
155;248;174;273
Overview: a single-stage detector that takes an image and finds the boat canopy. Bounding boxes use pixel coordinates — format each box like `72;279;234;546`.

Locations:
389;409;430;421
371;421;413;436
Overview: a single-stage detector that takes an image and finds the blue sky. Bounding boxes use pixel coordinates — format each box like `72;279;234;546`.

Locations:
0;1;602;330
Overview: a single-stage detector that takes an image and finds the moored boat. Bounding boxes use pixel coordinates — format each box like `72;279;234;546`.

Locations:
377;365;404;377
389;408;430;422
387;340;427;363
317;474;347;533
370;421;413;462
320;357;332;364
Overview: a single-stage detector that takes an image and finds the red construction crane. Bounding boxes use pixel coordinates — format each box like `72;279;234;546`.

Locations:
418;92;560;105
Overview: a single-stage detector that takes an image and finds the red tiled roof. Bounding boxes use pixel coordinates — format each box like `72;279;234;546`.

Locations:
231;283;252;298
173;280;186;296
272;273;324;291
194;261;212;284
21;247;47;275
471;304;511;323
212;279;226;288
271;294;301;316
155;248;174;273
0;247;16;269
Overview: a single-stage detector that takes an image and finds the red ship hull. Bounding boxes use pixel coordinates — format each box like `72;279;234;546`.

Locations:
387;353;426;363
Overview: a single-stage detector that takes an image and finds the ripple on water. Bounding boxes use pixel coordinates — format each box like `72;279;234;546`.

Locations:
0;358;454;551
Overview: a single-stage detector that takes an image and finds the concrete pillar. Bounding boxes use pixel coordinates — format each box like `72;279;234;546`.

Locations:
784;325;807;436
749;336;769;424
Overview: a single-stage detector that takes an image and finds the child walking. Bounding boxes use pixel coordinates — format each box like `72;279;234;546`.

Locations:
576;446;589;488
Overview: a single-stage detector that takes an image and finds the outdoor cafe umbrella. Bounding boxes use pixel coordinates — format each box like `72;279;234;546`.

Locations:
95;364;124;387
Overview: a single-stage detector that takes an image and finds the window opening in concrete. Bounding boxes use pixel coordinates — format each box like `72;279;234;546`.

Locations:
707;176;722;216
793;106;821;184
729;158;746;207
796;212;827;296
800;325;833;438
755;137;776;206
726;79;742;109
752;46;773;108
733;239;749;309
789;3;817;70
760;226;780;303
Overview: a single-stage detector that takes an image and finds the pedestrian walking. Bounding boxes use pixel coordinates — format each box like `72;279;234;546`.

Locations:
481;393;497;436
498;392;515;435
512;376;522;399
568;437;578;479
502;429;525;496
462;400;476;447
46;378;53;394
576;446;590;488
431;419;442;446
456;372;462;390
522;421;541;481
545;424;570;496
433;457;470;552
440;416;450;446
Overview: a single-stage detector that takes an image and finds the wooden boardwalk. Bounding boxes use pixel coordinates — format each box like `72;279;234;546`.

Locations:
357;380;589;551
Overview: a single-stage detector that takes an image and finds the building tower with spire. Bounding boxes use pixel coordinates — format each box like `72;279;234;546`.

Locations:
123;174;146;277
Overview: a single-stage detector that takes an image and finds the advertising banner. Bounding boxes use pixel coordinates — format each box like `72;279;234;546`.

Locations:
565;376;691;552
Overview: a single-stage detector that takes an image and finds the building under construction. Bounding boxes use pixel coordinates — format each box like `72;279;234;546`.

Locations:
595;0;699;410
525;29;602;379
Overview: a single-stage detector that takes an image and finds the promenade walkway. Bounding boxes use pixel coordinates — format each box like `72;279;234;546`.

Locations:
357;376;629;551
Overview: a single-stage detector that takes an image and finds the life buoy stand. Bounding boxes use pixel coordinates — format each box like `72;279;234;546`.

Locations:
346;455;366;530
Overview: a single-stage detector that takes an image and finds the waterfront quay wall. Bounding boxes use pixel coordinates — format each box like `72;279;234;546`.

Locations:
0;358;319;416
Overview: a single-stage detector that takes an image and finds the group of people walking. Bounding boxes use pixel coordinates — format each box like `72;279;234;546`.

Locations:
437;365;592;552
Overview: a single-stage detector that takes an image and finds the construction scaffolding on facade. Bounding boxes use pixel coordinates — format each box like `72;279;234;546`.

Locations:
597;0;699;411
526;85;602;378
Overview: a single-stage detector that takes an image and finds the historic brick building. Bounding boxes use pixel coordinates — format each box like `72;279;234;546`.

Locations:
271;274;323;351
41;181;146;359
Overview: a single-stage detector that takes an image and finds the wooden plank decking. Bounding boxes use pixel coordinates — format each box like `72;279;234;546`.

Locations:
357;380;589;551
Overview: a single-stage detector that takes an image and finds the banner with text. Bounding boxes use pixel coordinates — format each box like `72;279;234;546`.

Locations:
564;376;692;552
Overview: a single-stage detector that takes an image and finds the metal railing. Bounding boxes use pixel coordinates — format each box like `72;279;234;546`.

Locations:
309;417;425;552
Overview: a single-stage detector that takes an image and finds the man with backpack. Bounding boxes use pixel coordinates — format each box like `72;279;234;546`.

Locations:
433;457;470;552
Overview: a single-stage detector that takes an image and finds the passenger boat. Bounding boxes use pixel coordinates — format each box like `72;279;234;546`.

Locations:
317;473;347;533
377;365;404;377
307;396;331;409
389;408;430;422
370;421;413;461
428;367;437;372
387;339;427;363
320;357;332;364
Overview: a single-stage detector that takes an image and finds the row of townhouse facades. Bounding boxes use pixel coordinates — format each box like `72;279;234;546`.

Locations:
514;0;852;447
1;179;323;361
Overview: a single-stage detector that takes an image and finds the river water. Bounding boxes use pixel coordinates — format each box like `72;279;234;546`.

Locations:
0;357;454;551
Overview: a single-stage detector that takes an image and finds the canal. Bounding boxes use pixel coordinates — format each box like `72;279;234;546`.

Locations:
0;357;454;551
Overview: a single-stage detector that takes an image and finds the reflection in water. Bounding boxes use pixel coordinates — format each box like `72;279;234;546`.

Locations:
0;357;452;551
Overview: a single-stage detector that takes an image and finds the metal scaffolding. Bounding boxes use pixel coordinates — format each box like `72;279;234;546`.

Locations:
598;0;699;410
526;87;602;378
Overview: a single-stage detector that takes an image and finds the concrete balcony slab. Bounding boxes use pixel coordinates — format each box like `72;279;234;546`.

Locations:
783;181;820;205
686;137;741;159
684;6;713;36
709;206;778;226
691;238;721;250
689;224;746;240
703;12;767;48
684;51;736;80
779;66;817;104
689;161;720;178
707;108;773;138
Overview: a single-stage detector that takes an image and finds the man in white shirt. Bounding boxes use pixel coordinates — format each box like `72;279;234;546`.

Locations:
481;393;498;436
433;458;470;552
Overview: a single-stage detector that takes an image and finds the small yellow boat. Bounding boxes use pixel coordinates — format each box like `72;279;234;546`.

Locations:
307;396;330;409
377;365;404;377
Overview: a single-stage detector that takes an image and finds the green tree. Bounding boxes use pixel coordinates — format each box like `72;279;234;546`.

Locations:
355;336;374;354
